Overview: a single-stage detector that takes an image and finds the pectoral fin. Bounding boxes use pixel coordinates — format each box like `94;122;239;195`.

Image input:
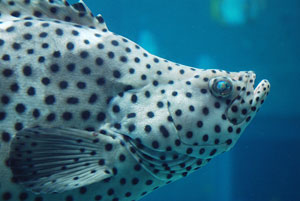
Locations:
9;127;118;194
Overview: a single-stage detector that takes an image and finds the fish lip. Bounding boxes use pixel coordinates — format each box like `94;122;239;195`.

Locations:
251;79;270;107
226;71;270;125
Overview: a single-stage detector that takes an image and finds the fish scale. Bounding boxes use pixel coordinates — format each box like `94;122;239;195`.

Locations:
0;0;270;201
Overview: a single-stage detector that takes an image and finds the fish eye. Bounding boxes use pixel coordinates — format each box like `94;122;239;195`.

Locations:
210;77;233;98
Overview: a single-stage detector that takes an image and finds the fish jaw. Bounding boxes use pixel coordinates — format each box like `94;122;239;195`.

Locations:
226;71;270;126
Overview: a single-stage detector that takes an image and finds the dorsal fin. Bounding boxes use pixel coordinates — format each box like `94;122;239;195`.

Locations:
0;0;108;31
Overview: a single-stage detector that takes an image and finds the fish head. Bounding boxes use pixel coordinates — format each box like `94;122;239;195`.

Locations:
167;70;270;158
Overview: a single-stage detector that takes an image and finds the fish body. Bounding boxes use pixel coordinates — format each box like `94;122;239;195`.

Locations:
0;0;270;201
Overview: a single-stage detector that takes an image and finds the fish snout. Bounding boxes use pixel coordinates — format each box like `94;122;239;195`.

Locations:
226;71;270;125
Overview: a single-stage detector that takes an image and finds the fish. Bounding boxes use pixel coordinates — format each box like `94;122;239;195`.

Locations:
0;0;270;201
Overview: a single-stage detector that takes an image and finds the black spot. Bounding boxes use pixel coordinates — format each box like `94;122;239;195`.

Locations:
145;91;151;98
134;164;141;171
120;56;127;63
66;42;74;50
97;43;104;49
66;63;76;72
52;51;61;58
175;109;182;116
41;22;50;27
231;105;238;113
38;56;45;63
107;51;114;58
144;125;152;133
10;83;19;92
46;113;56;122
2;132;11;142
132;178;139;185
62;112;73;121
59;81;68;89
22;66;32;76
0;112;6;121
186;92;192;98
119;154;126;162
45;95;56;105
77;82;86;89
186;148;193;154
159;125;169;138
186;131;193;139
105;143;113;151
2;69;13;77
147;111;154;118
96;77;105;86
214;125;221;133
23;33;32;40
80;51;89;59
111;40;119;46
128;124;136;132
33;109;40;118
2;54;10;61
66;97;79;104
6;26;15;32
113;70;121;78
78;111;89;120
98;159;105;166
157;101;164;108
42;43;49;48
112;105;120;113
202;135;208;142
39;32;48;38
1;95;10;104
15;122;23;131
134;57;140;63
95;57;104;66
15;104;26;113
197;121;203;128
242;109;248;115
2;192;12;200
153;58;159;63
89;93;98;104
33;10;42;17
55;28;63;36
210;149;217;156
152;141;159;149
226;139;232;145
202;107;209;115
199;148;205;155
131;95;137;103
41;77;50;85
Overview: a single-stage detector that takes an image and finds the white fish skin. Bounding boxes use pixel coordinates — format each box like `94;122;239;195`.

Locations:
0;0;270;201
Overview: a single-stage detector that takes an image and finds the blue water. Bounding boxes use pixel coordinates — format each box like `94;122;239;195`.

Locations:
74;0;300;200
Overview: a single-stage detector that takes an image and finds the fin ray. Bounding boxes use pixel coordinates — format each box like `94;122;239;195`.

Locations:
0;0;108;31
10;127;118;194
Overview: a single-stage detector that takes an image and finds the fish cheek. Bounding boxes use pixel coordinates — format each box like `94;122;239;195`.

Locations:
106;90;179;151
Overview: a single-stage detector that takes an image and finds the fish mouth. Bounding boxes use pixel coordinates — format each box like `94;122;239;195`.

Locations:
251;79;270;110
226;71;270;125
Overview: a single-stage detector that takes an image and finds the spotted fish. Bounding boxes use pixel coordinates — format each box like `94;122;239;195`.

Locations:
0;0;270;201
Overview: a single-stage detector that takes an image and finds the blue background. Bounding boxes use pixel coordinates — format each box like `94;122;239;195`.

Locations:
70;0;300;201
